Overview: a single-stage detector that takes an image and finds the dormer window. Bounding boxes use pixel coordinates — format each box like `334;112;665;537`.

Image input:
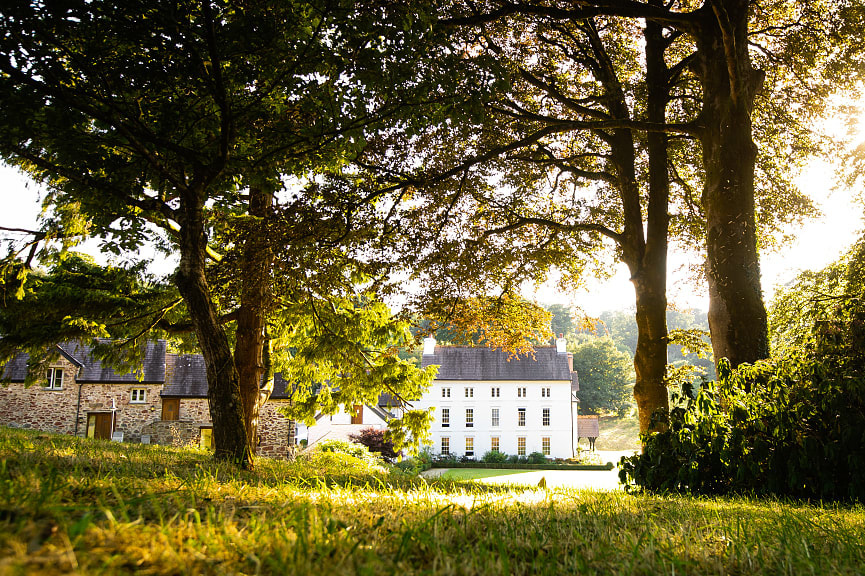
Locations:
44;368;63;390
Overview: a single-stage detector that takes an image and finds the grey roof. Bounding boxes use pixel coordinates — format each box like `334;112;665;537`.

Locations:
161;353;296;400
2;340;166;383
162;354;208;397
421;346;575;381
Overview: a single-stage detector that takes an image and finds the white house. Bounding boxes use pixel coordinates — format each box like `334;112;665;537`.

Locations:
300;397;397;448
415;337;580;459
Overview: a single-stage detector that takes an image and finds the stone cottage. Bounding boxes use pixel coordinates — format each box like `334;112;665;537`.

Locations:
0;341;297;458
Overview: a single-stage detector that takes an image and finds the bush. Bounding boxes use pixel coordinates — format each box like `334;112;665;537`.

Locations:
312;439;384;468
480;450;508;463
526;451;547;465
621;337;865;501
301;440;387;474
507;454;520;464
348;427;398;462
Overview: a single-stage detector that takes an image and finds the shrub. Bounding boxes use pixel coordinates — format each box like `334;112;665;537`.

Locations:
621;339;865;501
507;454;520;464
526;451;547;465
301;440;387;475
348;427;398;462
480;450;508;464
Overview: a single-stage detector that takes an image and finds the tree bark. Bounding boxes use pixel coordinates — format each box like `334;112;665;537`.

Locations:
632;11;671;435
175;186;252;467
585;16;671;436
695;1;769;371
234;182;275;454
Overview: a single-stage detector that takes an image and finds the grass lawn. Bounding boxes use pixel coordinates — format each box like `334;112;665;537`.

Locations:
2;426;865;575
438;468;533;481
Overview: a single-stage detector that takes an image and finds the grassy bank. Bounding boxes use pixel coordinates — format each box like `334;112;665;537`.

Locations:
2;427;864;575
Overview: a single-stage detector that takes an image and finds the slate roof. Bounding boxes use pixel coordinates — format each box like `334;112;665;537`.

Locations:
161;353;296;399
2;340;166;383
421;346;575;381
161;354;207;397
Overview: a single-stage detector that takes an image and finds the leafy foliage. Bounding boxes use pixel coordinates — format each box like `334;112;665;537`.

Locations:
480;450;508;464
349;427;398;463
621;314;865;500
569;337;634;416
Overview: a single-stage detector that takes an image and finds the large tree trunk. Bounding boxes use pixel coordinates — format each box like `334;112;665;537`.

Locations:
697;1;769;370
586;15;671;436
234;183;275;452
632;12;671;435
175;188;253;467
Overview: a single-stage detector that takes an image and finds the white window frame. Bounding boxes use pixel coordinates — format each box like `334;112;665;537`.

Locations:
442;387;451;398
542;437;551;456
491;436;500;452
465;436;474;457
441;436;450;456
130;388;147;403
542;407;550;427
517;407;526;427
441;407;450;428
44;367;64;390
517;436;526;456
491;386;500;397
541;387;551;398
465;387;474;398
517;387;526;398
465;408;474;428
491;407;500;427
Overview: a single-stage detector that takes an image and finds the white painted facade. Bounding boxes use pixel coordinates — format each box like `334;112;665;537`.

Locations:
301;404;391;447
415;339;579;459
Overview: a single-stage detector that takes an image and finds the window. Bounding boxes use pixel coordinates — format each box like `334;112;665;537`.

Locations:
465;437;474;457
441;437;450;456
517;408;526;427
44;368;63;390
130;388;147;403
441;408;450;427
465;387;474;398
542;437;551;456
517;387;526;398
491;408;500;427
541;387;551;398
491;386;500;397
491;436;500;452
517;437;526;456
442;387;451;398
465;408;474;427
542;408;550;426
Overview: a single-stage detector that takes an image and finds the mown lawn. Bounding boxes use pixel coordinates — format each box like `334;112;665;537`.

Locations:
2;427;864;575
437;468;532;481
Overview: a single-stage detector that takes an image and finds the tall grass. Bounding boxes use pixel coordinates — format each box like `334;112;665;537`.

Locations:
1;427;863;575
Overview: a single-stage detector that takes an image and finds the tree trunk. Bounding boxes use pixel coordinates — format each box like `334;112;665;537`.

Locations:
175;187;253;467
587;14;671;436
234;182;275;454
632;12;671;435
697;1;769;371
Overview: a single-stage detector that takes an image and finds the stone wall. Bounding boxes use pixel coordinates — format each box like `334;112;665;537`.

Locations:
77;383;164;442
0;359;82;435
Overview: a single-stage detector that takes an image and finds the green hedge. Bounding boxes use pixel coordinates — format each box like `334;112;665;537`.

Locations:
431;461;614;471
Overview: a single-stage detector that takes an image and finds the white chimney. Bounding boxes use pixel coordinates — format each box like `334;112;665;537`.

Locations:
555;333;567;354
423;336;437;356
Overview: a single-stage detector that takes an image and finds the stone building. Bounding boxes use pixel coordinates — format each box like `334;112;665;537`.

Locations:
0;341;296;458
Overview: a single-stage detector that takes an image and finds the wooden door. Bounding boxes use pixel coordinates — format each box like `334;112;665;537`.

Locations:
87;413;113;440
351;404;363;424
162;398;180;421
